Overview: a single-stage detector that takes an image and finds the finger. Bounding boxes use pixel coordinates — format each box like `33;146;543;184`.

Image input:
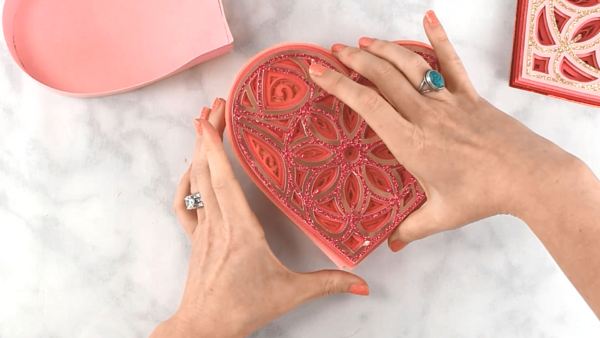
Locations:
198;119;254;224
296;270;369;302
423;10;475;95
332;45;431;120
209;98;227;140
388;202;442;246
191;97;227;224
173;165;197;238
190;107;222;226
356;39;430;91
334;45;424;106
197;98;225;215
308;63;414;163
357;39;452;102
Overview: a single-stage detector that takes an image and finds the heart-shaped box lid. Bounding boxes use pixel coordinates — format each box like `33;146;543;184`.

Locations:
2;0;233;97
226;42;437;269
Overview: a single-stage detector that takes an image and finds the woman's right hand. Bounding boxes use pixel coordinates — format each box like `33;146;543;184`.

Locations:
310;10;600;318
309;11;583;250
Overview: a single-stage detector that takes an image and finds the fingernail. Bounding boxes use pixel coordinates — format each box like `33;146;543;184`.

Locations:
211;98;222;111
331;43;347;53
200;107;212;120
391;240;407;252
358;37;374;48
426;10;439;25
309;62;327;76
349;283;370;296
193;118;203;135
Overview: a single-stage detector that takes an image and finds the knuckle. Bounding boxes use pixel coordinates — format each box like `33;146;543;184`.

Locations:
210;176;228;191
424;106;442;122
409;125;427;153
373;61;395;78
400;227;419;243
436;35;450;45
359;89;383;112
189;171;201;186
204;218;215;229
190;165;202;176
332;73;345;91
188;173;199;186
369;39;387;51
190;160;208;179
322;278;337;297
408;54;426;72
379;41;401;57
447;54;462;66
341;47;362;63
417;99;443;118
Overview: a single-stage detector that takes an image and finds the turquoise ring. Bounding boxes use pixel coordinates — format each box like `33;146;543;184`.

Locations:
418;69;445;94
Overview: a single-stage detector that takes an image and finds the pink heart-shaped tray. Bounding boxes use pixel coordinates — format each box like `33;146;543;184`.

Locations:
2;0;233;97
226;42;438;269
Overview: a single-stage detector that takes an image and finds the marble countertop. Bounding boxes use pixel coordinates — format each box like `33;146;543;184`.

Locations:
1;0;600;337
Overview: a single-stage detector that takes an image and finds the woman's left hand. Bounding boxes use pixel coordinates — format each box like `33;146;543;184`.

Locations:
149;99;368;338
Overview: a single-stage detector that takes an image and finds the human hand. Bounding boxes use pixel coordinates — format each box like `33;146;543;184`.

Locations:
309;11;580;250
150;99;369;338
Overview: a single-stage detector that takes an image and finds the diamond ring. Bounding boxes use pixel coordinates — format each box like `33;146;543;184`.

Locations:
185;193;204;210
418;69;445;95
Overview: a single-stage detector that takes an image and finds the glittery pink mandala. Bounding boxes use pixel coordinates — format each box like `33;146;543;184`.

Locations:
226;42;438;269
512;0;600;106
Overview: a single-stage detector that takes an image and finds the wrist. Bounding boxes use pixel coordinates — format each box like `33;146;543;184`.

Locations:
512;152;599;223
160;308;243;338
165;311;219;338
148;316;197;338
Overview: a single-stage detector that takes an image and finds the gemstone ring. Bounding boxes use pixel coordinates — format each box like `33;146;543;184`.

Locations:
418;69;445;95
185;193;204;210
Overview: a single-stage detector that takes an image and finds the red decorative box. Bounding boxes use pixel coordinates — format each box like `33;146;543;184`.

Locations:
226;42;436;269
511;0;600;106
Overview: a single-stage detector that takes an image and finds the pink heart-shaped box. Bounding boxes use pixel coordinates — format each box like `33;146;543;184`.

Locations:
2;0;233;97
226;42;437;269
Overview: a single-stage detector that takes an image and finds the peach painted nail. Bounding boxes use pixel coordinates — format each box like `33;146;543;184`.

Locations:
391;241;407;252
331;43;347;52
349;283;370;296
193;118;203;135
426;10;439;25
309;62;327;76
200;107;212;119
358;37;374;48
211;98;222;111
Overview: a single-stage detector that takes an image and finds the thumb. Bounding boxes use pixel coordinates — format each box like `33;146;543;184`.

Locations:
388;203;440;250
298;270;369;301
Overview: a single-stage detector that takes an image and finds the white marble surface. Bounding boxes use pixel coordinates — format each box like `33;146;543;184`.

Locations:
1;0;600;337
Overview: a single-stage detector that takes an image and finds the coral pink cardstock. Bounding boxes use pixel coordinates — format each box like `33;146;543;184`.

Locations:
226;42;435;269
511;0;600;106
2;0;233;97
